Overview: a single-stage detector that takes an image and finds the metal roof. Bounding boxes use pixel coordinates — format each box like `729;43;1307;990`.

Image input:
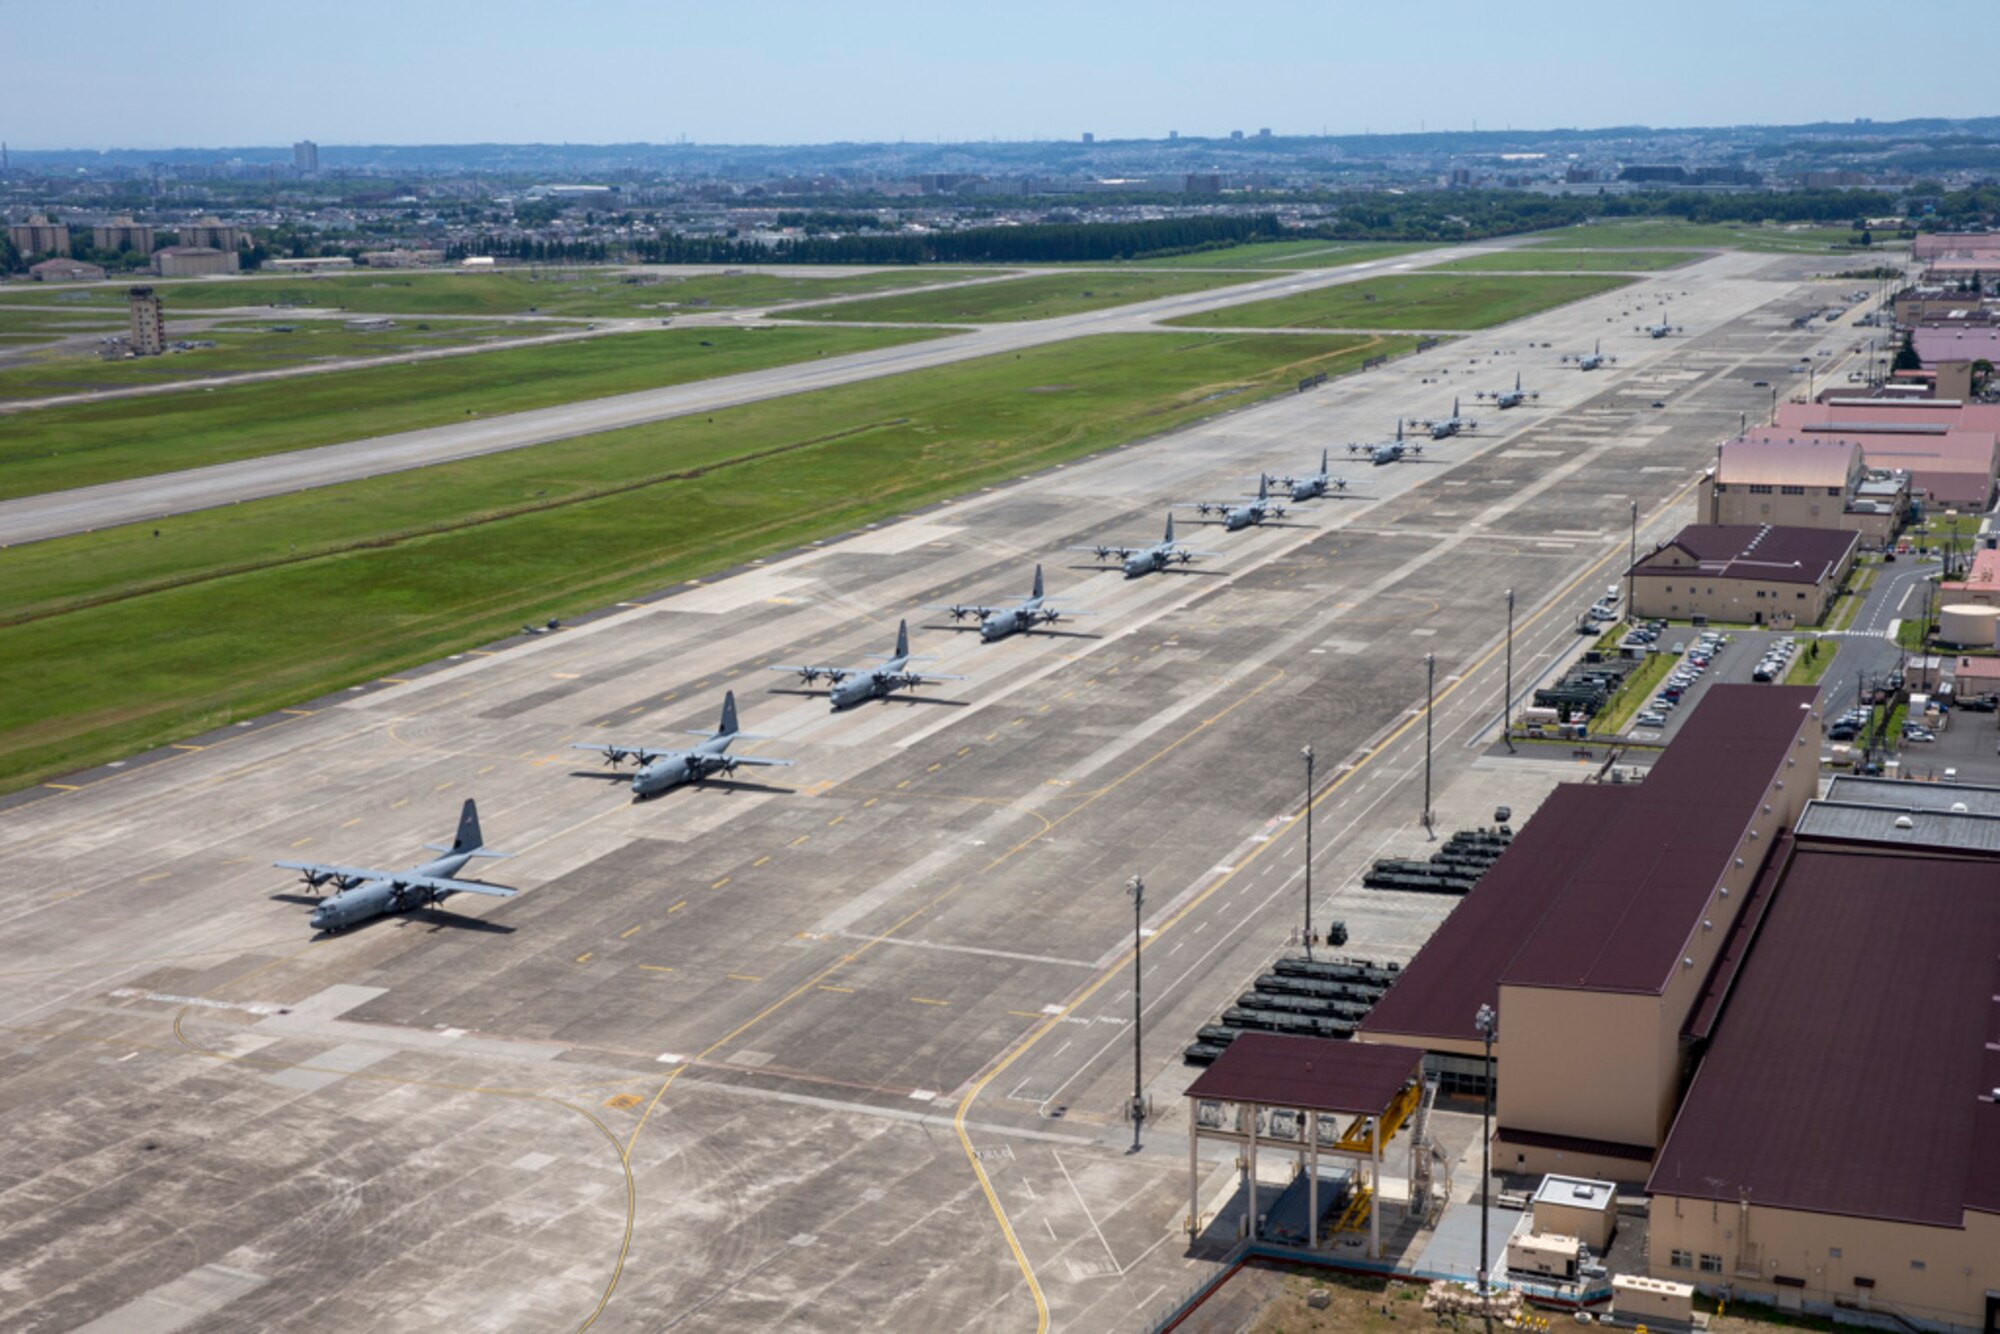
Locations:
1712;436;1857;489
1649;848;2000;1225
1823;774;2000;815
1184;1033;1421;1115
1363;688;1815;1046
1630;525;1857;587
1797;800;2000;853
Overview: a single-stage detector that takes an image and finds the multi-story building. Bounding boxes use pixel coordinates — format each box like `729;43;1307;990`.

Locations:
8;215;69;257
1698;435;1907;545
1626;524;1859;626
127;286;164;356
90;218;154;256
293;140;319;174
178;218;245;251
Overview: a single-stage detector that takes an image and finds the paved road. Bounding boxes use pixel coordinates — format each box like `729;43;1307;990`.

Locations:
0;243;1513;548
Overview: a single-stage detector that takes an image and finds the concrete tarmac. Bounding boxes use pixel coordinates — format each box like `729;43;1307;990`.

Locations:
0;250;1860;1331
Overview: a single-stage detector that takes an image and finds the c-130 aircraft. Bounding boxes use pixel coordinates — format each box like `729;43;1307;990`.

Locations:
276;799;515;933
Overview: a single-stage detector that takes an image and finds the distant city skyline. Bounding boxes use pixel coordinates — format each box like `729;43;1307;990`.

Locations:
4;0;1997;151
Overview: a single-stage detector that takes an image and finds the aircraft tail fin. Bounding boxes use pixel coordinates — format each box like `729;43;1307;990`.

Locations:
451;799;483;854
1031;564;1044;599
1320;446;1329;472
719;690;740;737
1452;395;1460;416
1257;474;1269;499
1164;512;1176;543
894;619;910;660
1515;372;1522;391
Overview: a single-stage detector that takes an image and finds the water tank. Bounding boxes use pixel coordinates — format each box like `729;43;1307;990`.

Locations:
1936;603;2000;647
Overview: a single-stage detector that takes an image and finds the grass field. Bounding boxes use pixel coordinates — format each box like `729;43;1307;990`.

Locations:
0;307;126;339
775;269;1262;324
0;267;993;319
1425;249;1706;273
0;318;581;402
0;325;943;501
0;331;1406;791
1131;241;1435;269
1599;651;1676;734
1160;273;1633;331
1783;636;1836;687
1527;221;1887;253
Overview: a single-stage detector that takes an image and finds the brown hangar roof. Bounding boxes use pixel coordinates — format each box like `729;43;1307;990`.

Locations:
1359;784;1632;1044
1185;1033;1422;1116
1362;687;1815;1044
1650;848;2000;1226
1630;525;1859;587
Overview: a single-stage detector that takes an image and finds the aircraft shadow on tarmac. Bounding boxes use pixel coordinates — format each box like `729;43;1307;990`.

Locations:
563;770;797;797
763;687;972;707
1063;562;1228;577
920;622;1103;641
271;893;519;936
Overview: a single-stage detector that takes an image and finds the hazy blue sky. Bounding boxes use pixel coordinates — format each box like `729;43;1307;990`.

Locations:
6;0;1996;149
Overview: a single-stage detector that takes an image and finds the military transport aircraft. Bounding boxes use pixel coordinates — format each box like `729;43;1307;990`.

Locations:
1563;338;1617;371
276;799;515;933
1070;513;1225;578
1176;475;1288;531
1478;372;1540;409
928;564;1093;642
572;690;794;798
768;620;964;710
1638;311;1684;339
1271;448;1352;502
1348;421;1426;466
1413;396;1478;439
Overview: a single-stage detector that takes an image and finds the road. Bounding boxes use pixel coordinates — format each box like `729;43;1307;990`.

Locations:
0;241;1537;547
0;251;1854;1331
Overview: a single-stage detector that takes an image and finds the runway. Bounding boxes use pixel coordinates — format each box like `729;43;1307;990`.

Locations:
1;241;1525;547
0;250;1857;1330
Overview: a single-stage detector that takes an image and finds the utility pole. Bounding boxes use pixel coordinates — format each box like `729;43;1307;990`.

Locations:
1502;589;1516;754
1423;653;1437;838
1475;1002;1498;1325
1301;746;1315;956
1127;874;1146;1152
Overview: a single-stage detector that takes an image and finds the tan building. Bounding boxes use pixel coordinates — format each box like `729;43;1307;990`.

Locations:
90;218;154;257
8;215;69;257
178;218;245;251
1359;687;1818;1182
127;287;164;356
153;246;240;278
359;249;445;268
29;258;105;283
1699;435;1906;545
1627;524;1859;626
1648;782;2000;1332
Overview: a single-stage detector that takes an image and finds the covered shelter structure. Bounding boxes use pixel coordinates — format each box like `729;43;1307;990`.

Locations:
1185;1034;1427;1257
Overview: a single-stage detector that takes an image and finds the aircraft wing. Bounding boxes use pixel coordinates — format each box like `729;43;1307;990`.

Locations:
1067;544;1135;559
274;859;390;885
766;663;851;682
571;742;677;763
1170;547;1228;560
728;756;796;768
921;602;999;618
896;669;967;682
394;873;518;898
1041;606;1098;617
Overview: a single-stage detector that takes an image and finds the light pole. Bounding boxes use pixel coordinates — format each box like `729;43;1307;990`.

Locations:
1422;653;1436;838
1301;745;1315;956
1769;383;1778;425
1628;499;1639;618
1127;874;1145;1152
1502;590;1516;754
1475;1002;1498;1312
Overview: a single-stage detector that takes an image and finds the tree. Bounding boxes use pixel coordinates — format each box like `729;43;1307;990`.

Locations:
1859;228;1873;247
1893;332;1923;374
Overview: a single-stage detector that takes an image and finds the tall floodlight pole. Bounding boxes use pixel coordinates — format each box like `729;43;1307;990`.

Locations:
1475;1002;1498;1320
1770;383;1779;425
1503;590;1516;754
1301;745;1315;956
1423;654;1437;838
1628;499;1639;616
1127;874;1145;1152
